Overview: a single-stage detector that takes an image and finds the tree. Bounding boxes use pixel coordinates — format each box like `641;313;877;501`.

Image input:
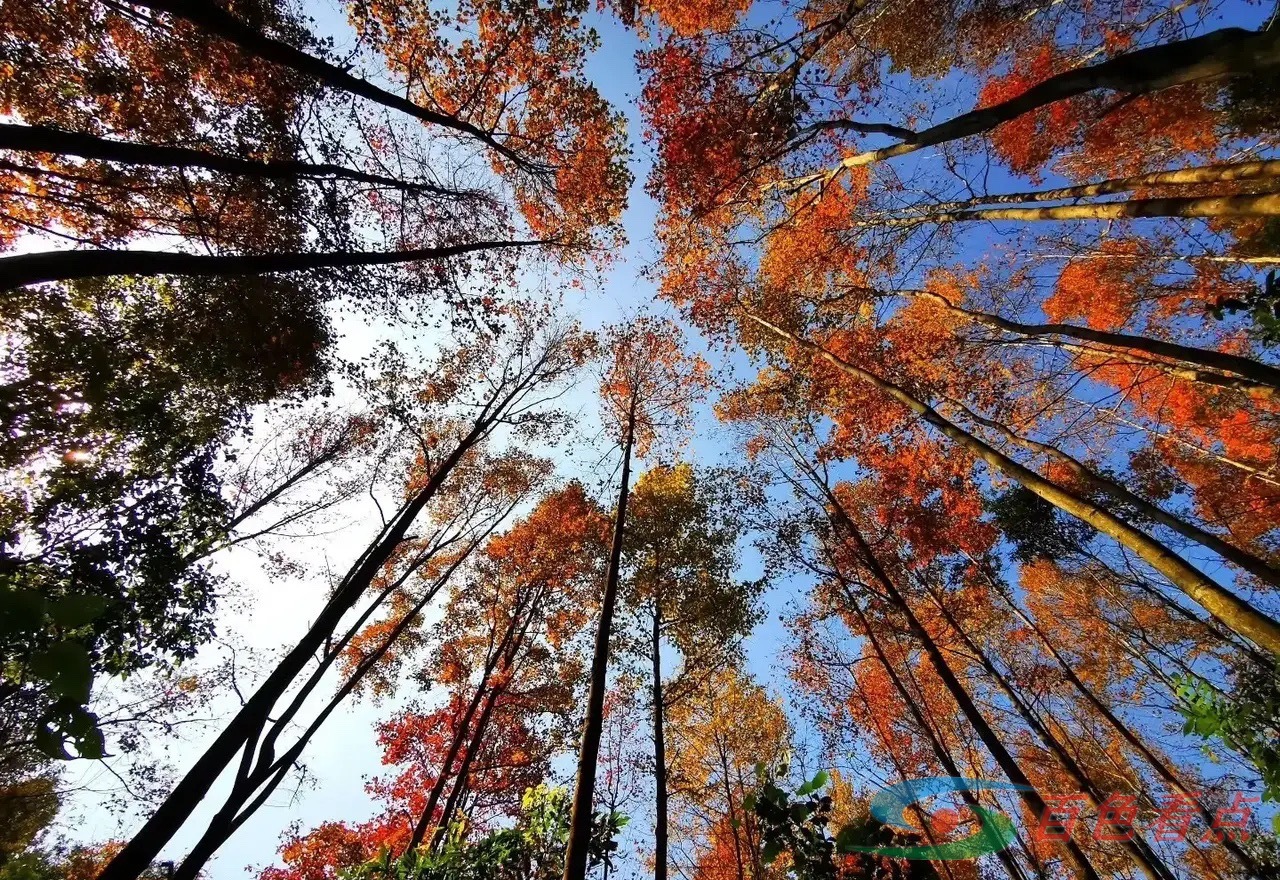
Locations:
562;317;711;880
1;0;630;289
1;273;334;758
621;462;761;880
665;666;792;880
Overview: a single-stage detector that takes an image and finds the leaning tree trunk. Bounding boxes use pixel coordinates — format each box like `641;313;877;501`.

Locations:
840;587;1032;880
915;291;1280;395
743;309;1280;655
836;26;1280;170
893;159;1280;215
0;239;537;291
925;586;1177;880
562;400;637;880
125;0;524;166
975;564;1262;878
0;123;458;195
879;192;1280;226
940;396;1280;589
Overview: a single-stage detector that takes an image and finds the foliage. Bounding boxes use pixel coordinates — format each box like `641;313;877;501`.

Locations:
1;274;329;757
1176;660;1280;802
339;786;625;880
985;485;1097;564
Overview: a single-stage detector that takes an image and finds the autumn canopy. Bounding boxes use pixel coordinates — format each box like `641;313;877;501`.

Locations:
2;1;1279;880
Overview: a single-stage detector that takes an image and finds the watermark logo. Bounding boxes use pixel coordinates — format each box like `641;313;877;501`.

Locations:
839;777;1030;860
839;777;1262;861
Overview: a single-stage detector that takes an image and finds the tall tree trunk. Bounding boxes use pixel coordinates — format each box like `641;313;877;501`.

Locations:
975;563;1262;878
895;159;1280;215
819;490;1102;880
880;192;1280;226
651;600;669;880
435;686;504;843
718;744;748;880
841;591;1030;880
562;402;637;880
0;123;461;195
743;309;1280;655
410;609;530;851
101;361;554;880
0;239;539;291
125;0;528;169
835;26;1280;170
940;396;1280;588
915;290;1280;394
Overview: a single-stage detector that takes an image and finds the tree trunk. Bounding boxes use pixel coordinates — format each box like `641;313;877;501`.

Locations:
882;191;1280;226
916;290;1280;395
941;395;1280;588
562;404;637;880
837;26;1280;170
0;123;461;195
743;309;1280;655
411;609;530;851
435;686;504;843
100;361;554;880
0;239;538;291
976;565;1262;878
842;592;1030;880
126;0;527;169
895;159;1280;215
925;586;1177;880
651;600;670;880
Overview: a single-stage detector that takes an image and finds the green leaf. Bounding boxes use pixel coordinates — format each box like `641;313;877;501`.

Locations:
0;589;47;635
796;770;830;797
48;594;112;628
30;640;94;702
742;794;757;813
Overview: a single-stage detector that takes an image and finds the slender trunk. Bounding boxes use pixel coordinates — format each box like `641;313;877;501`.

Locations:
836;26;1280;170
743;309;1280;654
0;239;539;291
916;290;1280;394
126;0;527;168
978;566;1262;877
1075;401;1280;488
435;686;503;842
651;600;669;880
168;514;505;880
0;123;462;195
926;588;1176;880
822;500;1102;880
881;191;1280;226
896;159;1280;214
941;396;1280;588
562;404;637;880
718;743;748;880
997;336;1277;399
411;609;529;851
